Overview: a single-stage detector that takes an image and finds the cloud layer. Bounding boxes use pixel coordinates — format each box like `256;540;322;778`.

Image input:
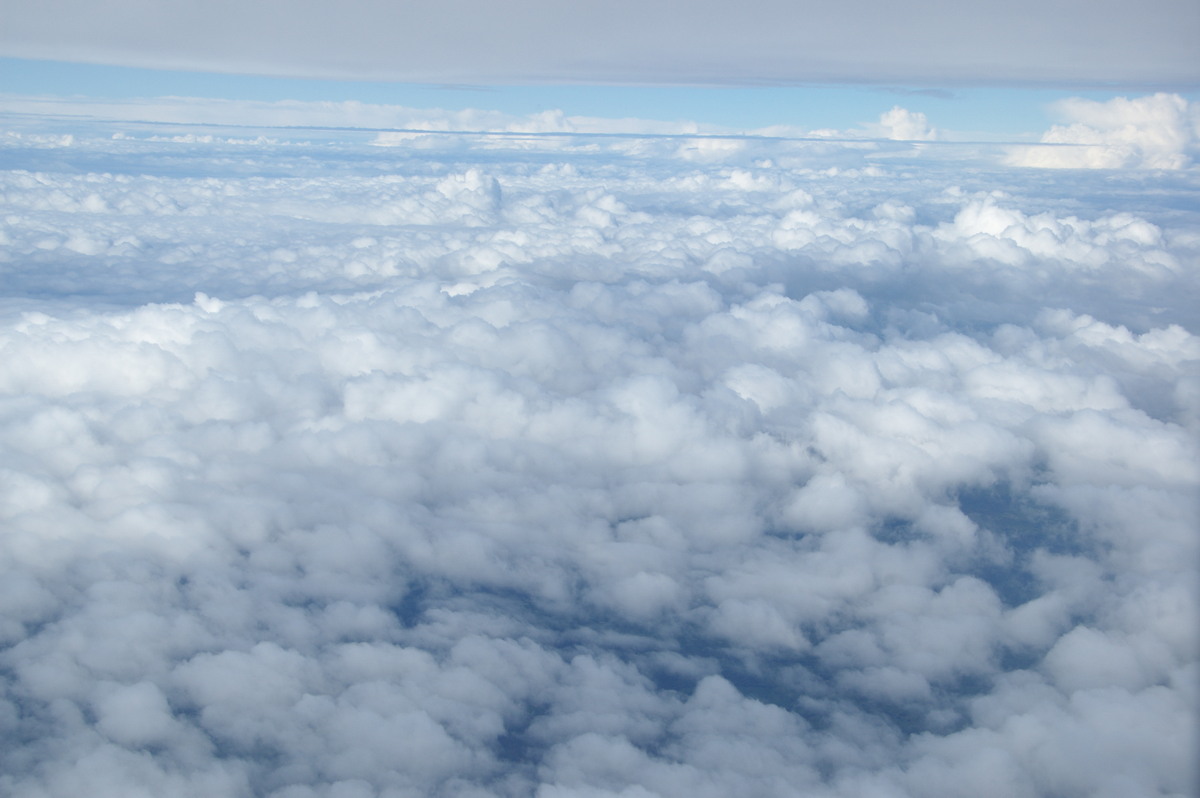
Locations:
1008;93;1200;169
3;0;1199;87
0;111;1197;797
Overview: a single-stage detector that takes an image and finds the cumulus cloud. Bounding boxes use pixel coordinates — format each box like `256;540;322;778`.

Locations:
0;110;1196;797
1007;93;1200;169
874;106;938;141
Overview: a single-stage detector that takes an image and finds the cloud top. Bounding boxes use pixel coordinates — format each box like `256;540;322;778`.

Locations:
1008;93;1200;169
0;108;1197;797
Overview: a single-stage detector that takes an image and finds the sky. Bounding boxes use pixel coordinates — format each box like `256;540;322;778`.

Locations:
5;56;1187;141
1;0;1198;138
1;3;1199;798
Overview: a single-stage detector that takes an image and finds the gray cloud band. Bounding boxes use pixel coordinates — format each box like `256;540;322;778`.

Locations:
2;0;1199;87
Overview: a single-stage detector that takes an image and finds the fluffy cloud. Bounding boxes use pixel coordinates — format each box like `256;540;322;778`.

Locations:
0;111;1196;797
1007;93;1200;169
875;106;938;141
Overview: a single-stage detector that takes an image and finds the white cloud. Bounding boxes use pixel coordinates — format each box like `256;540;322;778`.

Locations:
1007;93;1200;169
0;110;1196;796
874;106;938;141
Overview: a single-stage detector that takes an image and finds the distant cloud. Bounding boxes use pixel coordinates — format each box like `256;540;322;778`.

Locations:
874;106;938;141
0;93;941;145
1007;93;1199;169
2;0;1198;87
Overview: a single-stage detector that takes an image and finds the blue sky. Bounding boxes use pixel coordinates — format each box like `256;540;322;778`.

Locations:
2;57;1183;140
2;0;1196;139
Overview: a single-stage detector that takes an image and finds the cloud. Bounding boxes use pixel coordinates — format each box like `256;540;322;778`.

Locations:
874;106;938;141
2;0;1198;87
0;94;602;134
1007;93;1200;169
0;109;1196;796
0;93;930;146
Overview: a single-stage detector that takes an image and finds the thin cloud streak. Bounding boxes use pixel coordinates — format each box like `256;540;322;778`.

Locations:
1;92;1157;149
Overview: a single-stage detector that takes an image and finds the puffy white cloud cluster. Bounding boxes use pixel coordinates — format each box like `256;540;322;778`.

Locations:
1008;93;1200;170
0;115;1197;797
874;106;938;142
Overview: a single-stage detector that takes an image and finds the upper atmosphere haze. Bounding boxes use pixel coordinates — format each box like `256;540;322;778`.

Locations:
2;0;1198;88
